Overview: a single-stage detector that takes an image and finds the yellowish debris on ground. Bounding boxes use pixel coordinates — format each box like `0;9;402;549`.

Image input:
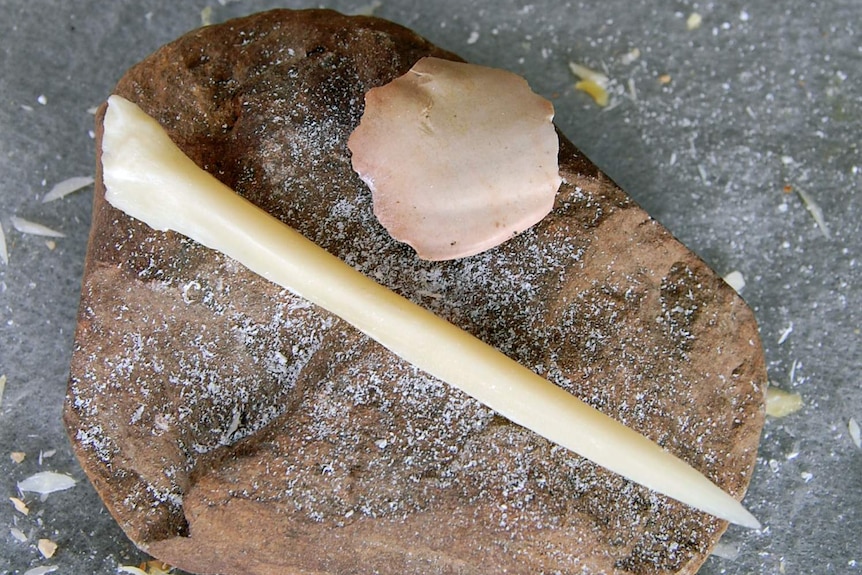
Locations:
766;386;803;418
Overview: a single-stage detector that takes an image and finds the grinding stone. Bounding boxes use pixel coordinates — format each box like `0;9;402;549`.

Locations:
64;9;766;575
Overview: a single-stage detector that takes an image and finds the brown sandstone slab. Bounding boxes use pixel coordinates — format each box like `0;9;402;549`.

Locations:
64;8;766;575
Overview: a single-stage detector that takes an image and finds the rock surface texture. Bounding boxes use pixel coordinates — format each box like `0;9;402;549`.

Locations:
64;9;767;575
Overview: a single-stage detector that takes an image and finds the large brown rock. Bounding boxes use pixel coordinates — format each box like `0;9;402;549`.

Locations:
64;9;766;575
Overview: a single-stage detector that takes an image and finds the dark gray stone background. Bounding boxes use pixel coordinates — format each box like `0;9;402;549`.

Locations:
1;1;859;573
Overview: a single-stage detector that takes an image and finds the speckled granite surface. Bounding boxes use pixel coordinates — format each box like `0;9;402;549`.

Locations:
1;2;859;574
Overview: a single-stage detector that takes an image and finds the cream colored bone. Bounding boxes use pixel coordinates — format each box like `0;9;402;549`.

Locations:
100;94;760;529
